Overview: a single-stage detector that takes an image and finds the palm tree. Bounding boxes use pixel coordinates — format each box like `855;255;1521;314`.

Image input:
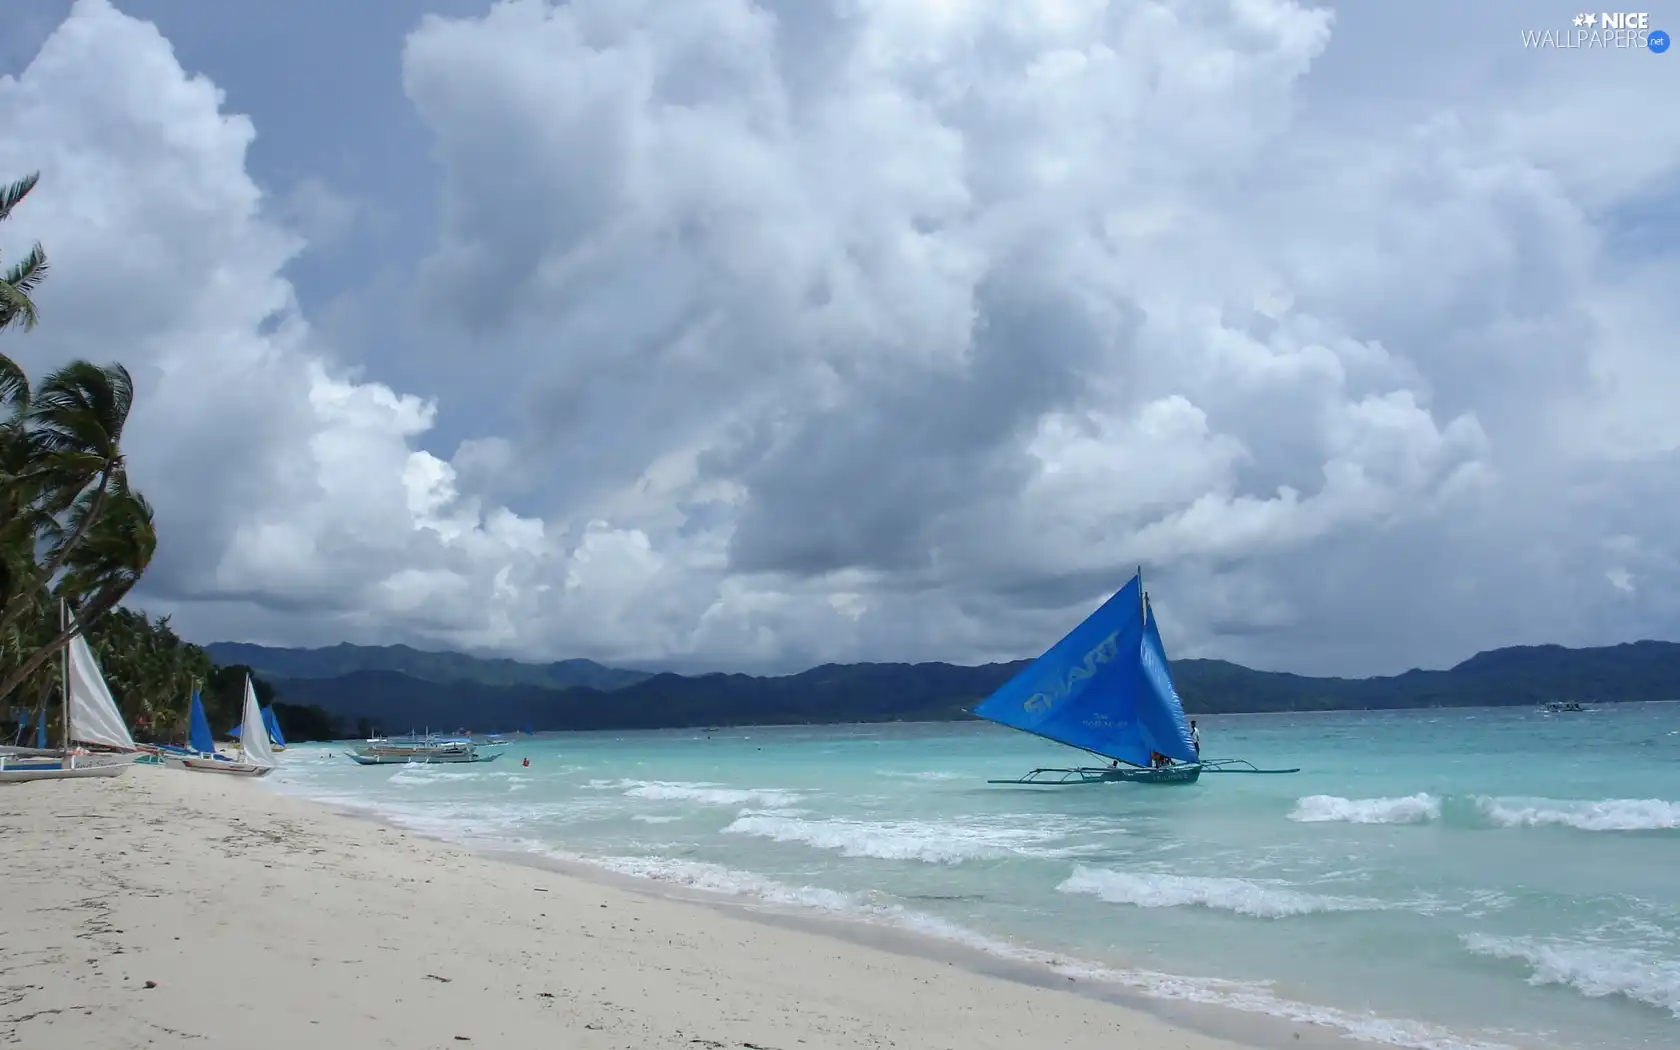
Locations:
0;357;136;627
0;172;48;332
0;169;203;735
0;479;156;705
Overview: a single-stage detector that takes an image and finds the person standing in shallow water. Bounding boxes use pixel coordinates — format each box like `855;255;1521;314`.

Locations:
1189;719;1201;755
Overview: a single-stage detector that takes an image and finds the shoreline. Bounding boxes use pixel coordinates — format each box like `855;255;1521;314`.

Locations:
3;766;1275;1050
486;844;1364;1050
271;763;1524;1050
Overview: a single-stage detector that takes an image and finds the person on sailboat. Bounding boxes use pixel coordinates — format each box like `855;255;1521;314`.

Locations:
1189;719;1200;755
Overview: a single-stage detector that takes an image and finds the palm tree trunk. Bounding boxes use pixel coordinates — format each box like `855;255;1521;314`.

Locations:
0;467;111;637
0;588;123;706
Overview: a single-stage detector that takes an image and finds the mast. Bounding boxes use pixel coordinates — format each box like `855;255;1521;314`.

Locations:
60;599;71;769
1138;564;1146;624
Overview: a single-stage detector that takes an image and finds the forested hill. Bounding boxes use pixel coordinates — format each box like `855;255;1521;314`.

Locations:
210;639;1680;737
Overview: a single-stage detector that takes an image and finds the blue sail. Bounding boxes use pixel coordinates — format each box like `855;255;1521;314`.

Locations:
188;689;214;754
1138;602;1199;763
971;575;1155;766
35;715;47;749
262;705;287;747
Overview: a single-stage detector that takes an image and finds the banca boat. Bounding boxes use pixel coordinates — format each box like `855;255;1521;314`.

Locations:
0;603;144;783
973;569;1298;785
346;733;502;765
162;675;278;777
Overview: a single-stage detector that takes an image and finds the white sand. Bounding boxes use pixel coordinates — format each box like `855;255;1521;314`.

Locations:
1;768;1259;1050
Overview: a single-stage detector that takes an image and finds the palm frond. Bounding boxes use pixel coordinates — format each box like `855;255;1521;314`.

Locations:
0;172;40;224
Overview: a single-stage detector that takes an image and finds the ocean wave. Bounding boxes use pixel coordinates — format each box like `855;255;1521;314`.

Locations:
387;766;514;785
603;779;804;809
722;813;1071;864
1057;866;1388;918
548;850;1507;1050
1462;934;1680;1016
1290;794;1442;824
877;770;967;781
1474;796;1680;832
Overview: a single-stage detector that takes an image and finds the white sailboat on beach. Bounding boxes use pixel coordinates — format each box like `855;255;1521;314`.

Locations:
0;603;143;783
163;674;277;778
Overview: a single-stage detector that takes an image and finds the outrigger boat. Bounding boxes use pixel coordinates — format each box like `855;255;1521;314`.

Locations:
974;569;1298;786
161;675;278;777
0;603;144;783
346;732;501;765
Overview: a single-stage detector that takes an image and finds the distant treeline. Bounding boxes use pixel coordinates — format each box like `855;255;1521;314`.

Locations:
205;639;1680;739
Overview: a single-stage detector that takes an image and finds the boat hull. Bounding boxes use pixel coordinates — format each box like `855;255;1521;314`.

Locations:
171;756;275;777
989;763;1203;786
0;751;141;783
346;751;503;766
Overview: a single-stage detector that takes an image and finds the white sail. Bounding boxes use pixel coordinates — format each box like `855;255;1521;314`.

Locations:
237;675;277;768
65;627;136;751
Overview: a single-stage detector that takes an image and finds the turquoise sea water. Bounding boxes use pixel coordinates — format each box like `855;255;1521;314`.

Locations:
268;704;1680;1050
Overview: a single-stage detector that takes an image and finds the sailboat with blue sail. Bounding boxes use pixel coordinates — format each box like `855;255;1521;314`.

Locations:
261;706;287;750
165;675;278;778
150;688;231;765
974;569;1298;785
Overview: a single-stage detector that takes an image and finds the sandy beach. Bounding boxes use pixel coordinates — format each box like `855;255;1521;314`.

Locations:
1;768;1258;1050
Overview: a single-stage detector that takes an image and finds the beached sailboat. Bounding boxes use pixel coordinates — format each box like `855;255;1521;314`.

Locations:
149;688;230;765
262;706;287;750
225;703;287;750
975;570;1298;786
169;675;277;777
0;604;144;783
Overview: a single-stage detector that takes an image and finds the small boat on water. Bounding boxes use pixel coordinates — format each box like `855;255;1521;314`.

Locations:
0;603;144;783
347;733;501;765
162;675;278;777
1544;701;1590;713
974;569;1298;786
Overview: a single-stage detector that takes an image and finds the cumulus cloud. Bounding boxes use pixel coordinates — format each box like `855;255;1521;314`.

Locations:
3;0;1677;674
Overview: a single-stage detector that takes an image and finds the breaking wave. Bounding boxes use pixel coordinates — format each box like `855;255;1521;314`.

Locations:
722;813;1078;864
1462;934;1680;1017
594;778;804;809
1472;797;1680;832
1291;794;1443;824
1057;866;1390;919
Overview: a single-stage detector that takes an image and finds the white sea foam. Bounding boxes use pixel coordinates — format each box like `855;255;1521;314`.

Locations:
1474;796;1680;832
1057;866;1389;919
268;748;1512;1050
631;814;683;824
1462;934;1680;1016
722;813;1073;864
552;850;1508;1050
878;769;967;781
601;778;804;809
1290;794;1442;824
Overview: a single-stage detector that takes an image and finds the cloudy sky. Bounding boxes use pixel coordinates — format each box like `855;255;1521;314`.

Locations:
2;0;1675;676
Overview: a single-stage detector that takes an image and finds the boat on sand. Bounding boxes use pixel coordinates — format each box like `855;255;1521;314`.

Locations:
0;603;143;783
163;675;278;777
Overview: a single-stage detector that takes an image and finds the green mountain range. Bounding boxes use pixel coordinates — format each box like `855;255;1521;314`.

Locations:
205;642;651;692
204;639;1680;738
